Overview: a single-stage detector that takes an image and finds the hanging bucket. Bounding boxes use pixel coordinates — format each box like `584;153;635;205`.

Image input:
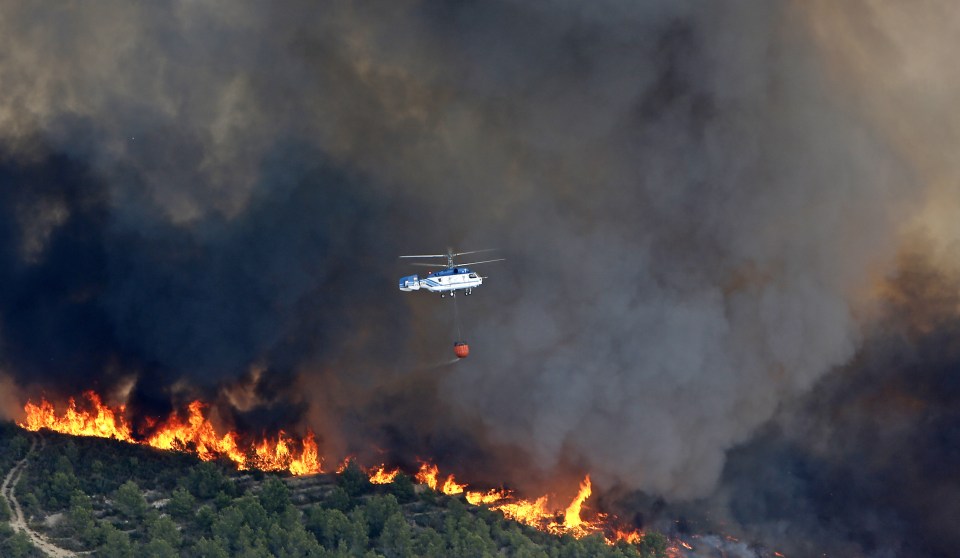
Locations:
453;342;470;359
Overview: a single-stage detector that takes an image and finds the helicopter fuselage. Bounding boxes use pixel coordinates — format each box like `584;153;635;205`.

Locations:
399;267;482;294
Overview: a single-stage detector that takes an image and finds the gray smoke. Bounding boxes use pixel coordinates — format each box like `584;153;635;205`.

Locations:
0;0;947;522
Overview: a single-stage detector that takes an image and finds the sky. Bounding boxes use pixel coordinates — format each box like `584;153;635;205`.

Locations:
1;1;959;555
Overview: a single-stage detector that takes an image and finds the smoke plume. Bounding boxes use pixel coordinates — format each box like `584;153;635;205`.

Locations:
0;1;957;553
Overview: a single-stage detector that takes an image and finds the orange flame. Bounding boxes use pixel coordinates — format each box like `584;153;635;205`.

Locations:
492;495;553;526
146;401;246;466
21;392;132;442
563;475;592;530
415;462;439;488
368;464;400;484
465;488;509;505
415;462;467;495
19;392;649;546
335;457;353;473
611;529;643;544
19;393;321;476
441;475;467;495
415;466;636;543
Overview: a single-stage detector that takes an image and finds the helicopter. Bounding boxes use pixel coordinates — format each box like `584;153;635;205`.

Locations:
398;249;503;359
398;248;504;297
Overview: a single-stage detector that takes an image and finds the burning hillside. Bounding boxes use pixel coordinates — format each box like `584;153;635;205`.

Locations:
17;390;649;546
1;1;959;555
21;391;322;475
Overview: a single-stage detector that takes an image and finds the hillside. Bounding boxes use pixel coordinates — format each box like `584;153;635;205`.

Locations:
0;422;668;557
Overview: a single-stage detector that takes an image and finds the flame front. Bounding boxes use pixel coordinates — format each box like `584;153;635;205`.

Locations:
21;392;132;442
19;393;321;476
415;465;643;545
415;462;466;495
146;401;246;466
19;392;648;547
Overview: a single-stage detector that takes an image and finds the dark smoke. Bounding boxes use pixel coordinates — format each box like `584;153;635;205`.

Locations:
0;1;955;555
705;248;960;557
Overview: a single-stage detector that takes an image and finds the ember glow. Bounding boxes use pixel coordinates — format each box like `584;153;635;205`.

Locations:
18;392;648;546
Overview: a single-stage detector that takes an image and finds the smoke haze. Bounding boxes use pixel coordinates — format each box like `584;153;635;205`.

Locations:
1;1;958;554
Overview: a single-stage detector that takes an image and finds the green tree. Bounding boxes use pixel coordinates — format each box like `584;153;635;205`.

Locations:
364;494;401;538
638;531;667;558
337;461;372;498
47;469;80;509
188;462;228;500
413;528;447;558
234;496;270;533
577;534;609;557
19;491;40;517
192;536;230;558
142;538;178;558
55;454;74;475
0;496;10;522
2;531;34;558
214;490;234;510
266;521;322;557
258;477;291;515
388;473;416;504
379;513;413;558
99;523;135;558
306;507;368;552
9;434;29;458
114;480;147;520
194;504;217;533
212;506;245;551
147;513;182;548
68;490;99;546
324;486;352;512
165;486;196;520
88;459;109;494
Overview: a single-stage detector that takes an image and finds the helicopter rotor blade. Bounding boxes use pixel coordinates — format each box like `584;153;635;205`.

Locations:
399;254;447;259
452;249;497;257
457;258;505;266
410;262;449;267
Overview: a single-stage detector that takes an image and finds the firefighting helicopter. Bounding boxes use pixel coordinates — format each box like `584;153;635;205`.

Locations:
397;248;503;297
398;248;504;358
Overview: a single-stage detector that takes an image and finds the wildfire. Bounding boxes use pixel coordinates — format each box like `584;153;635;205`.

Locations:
415;462;467;495
413;464;643;545
21;392;132;442
486;476;603;539
563;475;592;531
368;464;399;484
465;488;509;505
18;391;648;547
19;393;321;476
146;400;246;466
611;529;643;544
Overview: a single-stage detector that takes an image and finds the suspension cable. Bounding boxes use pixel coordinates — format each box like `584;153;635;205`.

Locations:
452;291;463;343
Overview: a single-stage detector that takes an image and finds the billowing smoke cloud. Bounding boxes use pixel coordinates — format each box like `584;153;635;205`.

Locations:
698;246;960;558
0;1;953;544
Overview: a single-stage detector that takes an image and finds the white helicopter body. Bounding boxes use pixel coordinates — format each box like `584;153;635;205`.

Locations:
398;249;502;297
